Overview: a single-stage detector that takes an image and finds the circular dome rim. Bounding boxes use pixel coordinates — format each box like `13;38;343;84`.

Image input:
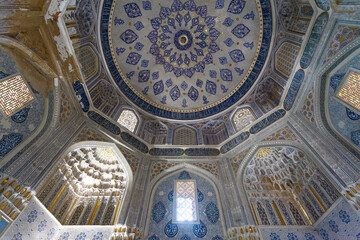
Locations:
99;0;273;120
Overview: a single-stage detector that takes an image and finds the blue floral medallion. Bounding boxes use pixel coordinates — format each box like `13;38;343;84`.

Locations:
205;202;220;223
152;201;166;223
164;220;178;237
149;234;160;240
11;108;30;123
178;171;191;179
174;30;193;50
193;220;207;238
346;108;360;120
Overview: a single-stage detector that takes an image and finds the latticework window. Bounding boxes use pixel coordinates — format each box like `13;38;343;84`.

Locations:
335;69;360;112
0;74;35;117
117;109;138;132
275;42;300;76
174;180;198;223
173;127;197;145
77;46;98;80
232;108;256;132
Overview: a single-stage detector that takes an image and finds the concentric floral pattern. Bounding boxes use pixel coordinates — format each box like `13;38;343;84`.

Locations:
102;0;272;119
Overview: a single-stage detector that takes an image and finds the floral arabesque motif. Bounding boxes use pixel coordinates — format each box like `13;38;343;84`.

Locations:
319;229;329;240
164;219;178;237
339;210;351;224
47;228;56;240
11;233;22;240
27;209;38;223
152;201;166;223
37;219;47;232
329;220;339;233
287;233;298;240
58;232;70;240
92;232;104;240
304;233;316;240
270;232;280;240
75;232;86;240
205;202;219;224
193;220;207;238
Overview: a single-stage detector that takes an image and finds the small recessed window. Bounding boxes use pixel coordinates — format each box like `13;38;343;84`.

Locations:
173;180;199;223
335;68;360;113
0;74;35;117
117;109;138;132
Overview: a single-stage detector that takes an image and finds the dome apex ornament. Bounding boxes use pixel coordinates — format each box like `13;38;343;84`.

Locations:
100;0;272;119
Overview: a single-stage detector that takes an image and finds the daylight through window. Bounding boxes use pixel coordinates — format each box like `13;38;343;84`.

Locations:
335;69;360;112
174;180;198;223
0;74;35;117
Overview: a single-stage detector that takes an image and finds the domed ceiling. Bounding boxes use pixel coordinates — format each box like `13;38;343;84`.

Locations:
100;0;272;120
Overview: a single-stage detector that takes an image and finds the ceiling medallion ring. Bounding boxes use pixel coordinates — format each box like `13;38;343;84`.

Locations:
101;0;272;119
174;30;193;49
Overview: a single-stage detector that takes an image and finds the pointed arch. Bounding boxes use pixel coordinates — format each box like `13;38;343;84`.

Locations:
0;36;60;174
237;143;340;226
143;164;227;238
35;141;133;225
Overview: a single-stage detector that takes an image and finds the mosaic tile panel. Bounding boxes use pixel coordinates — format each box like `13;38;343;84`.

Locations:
120;132;149;153
323;25;360;65
284;69;305;111
149;148;185;156
263;126;298;142
300;13;328;69
58;90;72;126
301;89;316;126
150;162;179;179
231;148;249;174
120;148;140;173
189;162;219;177
74;126;106;142
72;81;89;112
88;111;121;135
249;109;286;135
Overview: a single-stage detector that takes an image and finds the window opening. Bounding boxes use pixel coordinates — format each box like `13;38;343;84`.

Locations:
173;180;199;223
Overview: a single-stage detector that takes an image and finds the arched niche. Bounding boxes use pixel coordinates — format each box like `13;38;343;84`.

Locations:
237;144;340;226
89;79;119;116
231;107;256;132
116;108;140;133
201;121;229;145
318;43;360;158
0;36;59;172
173;126;198;145
35;141;133;226
144;165;227;239
255;78;284;113
140;120;168;145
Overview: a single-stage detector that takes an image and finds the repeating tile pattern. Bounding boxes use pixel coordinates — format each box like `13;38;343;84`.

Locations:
231;148;249;174
301;89;316;126
263;126;298;142
315;198;360;239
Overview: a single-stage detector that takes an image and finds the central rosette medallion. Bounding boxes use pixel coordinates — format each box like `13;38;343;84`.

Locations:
103;0;271;118
174;30;193;50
